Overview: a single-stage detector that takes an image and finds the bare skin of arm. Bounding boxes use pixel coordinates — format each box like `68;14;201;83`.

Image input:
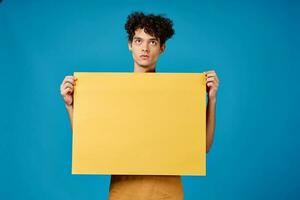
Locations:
204;70;219;153
206;98;216;153
65;105;74;130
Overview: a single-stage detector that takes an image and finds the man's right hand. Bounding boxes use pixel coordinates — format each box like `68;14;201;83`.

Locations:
60;75;77;107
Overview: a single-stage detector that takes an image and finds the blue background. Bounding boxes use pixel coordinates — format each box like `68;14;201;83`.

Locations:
0;0;299;199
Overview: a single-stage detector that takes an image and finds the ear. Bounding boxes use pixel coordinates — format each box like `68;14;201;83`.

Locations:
128;41;132;51
160;44;166;54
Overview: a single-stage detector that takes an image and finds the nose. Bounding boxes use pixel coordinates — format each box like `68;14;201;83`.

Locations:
141;42;149;53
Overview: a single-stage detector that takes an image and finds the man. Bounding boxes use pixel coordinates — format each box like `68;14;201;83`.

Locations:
60;11;219;200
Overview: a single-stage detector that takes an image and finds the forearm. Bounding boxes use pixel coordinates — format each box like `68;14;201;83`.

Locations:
65;105;74;132
206;98;216;153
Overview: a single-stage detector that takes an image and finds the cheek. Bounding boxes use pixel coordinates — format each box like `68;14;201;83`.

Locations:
150;48;160;58
131;47;140;58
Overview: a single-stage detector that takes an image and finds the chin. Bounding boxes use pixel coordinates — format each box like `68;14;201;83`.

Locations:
138;62;152;68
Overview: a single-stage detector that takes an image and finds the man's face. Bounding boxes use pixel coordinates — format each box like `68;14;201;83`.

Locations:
128;28;165;69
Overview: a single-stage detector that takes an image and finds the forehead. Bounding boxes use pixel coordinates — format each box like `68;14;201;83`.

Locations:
133;28;158;40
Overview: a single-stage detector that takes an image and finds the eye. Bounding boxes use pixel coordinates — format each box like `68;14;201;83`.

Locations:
150;40;157;46
134;39;142;44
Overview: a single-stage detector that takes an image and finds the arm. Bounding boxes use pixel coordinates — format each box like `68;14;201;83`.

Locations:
204;70;219;153
65;105;74;131
206;98;216;153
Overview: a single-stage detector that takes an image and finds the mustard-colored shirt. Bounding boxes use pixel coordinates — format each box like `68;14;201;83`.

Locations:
108;175;184;200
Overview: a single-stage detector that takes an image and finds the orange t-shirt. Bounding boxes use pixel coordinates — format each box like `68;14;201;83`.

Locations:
108;175;184;200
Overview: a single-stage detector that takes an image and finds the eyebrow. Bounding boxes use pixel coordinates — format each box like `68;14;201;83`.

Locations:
133;36;158;41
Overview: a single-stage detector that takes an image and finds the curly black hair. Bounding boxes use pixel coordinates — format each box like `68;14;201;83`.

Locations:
125;11;175;45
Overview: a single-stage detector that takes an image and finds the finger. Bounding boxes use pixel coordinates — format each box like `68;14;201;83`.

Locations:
74;77;77;85
205;70;215;75
205;70;216;74
64;80;75;86
65;76;74;83
207;82;214;87
206;73;219;83
63;80;75;87
61;76;73;87
63;75;76;83
206;74;216;79
67;76;77;82
206;77;217;82
207;81;219;87
63;75;73;82
63;82;74;90
207;80;219;87
62;77;76;88
61;88;73;96
207;78;219;85
206;71;216;77
60;81;73;91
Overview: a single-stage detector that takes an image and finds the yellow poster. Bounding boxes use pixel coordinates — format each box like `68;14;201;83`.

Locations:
72;72;206;175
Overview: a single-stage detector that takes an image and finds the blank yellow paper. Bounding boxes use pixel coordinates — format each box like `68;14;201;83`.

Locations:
72;72;206;175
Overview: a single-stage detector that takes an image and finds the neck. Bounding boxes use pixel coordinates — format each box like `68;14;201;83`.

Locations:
133;62;156;73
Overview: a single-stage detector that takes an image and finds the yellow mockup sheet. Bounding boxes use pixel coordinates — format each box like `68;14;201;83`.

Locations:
72;72;206;175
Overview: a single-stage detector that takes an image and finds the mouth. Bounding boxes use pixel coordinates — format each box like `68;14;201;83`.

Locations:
140;55;149;60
